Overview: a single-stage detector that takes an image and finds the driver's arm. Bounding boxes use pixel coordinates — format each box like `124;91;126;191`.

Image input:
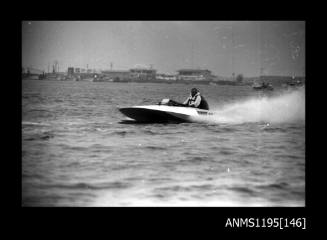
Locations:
183;97;190;105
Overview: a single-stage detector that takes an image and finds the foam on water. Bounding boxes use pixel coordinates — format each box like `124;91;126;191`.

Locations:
198;88;305;124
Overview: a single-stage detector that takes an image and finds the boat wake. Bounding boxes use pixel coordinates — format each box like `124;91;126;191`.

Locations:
198;87;305;124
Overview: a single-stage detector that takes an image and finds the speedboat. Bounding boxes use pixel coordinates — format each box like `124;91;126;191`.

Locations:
119;99;213;123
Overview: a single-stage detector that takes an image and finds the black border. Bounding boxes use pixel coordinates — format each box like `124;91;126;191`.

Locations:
15;12;316;233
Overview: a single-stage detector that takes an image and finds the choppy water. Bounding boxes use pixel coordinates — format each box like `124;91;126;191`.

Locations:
22;80;305;206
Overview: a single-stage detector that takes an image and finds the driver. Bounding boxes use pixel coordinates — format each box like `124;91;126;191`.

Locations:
183;88;209;110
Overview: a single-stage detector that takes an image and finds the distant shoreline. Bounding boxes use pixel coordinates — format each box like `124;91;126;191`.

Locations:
22;76;305;87
22;78;253;86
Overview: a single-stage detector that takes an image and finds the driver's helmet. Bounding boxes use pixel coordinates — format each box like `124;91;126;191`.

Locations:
191;88;199;96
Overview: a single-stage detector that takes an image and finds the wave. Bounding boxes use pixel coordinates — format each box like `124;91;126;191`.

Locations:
256;182;290;190
142;129;158;135
227;186;258;196
23;131;54;141
22;121;51;126
144;145;168;150
111;130;136;136
36;181;132;190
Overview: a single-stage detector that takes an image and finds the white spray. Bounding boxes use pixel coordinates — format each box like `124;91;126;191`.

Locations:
199;88;305;124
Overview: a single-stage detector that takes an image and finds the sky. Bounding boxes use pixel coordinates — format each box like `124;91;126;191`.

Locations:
22;21;305;77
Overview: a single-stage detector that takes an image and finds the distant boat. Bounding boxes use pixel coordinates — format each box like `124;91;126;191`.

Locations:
286;80;304;87
253;82;274;91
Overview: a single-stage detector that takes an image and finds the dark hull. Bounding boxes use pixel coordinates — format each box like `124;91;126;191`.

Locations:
119;107;190;123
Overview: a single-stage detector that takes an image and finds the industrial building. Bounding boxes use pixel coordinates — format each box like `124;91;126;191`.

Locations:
176;69;213;81
130;68;157;80
156;74;177;81
67;67;74;75
98;70;132;81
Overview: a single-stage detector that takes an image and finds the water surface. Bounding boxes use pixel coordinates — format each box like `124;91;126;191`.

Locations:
22;80;305;206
